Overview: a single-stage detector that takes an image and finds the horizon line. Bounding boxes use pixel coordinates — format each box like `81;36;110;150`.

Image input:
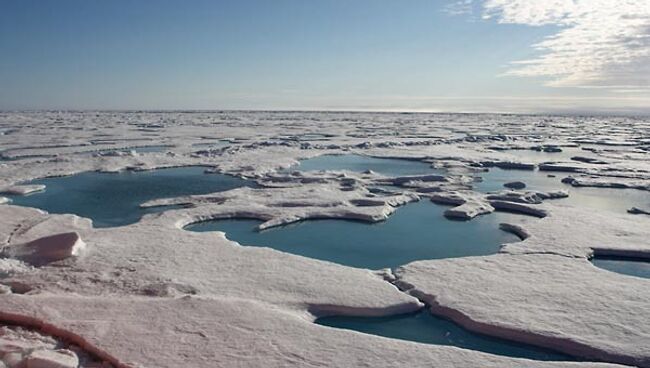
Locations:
2;108;650;118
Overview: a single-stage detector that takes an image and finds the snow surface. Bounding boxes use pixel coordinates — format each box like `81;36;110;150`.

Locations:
0;111;648;367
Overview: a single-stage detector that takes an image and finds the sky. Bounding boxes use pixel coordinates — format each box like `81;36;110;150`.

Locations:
0;0;649;114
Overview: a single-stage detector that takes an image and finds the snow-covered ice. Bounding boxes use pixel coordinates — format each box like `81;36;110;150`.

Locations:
0;111;648;367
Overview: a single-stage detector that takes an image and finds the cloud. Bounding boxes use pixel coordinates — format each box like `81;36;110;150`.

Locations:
444;0;475;16
464;0;650;91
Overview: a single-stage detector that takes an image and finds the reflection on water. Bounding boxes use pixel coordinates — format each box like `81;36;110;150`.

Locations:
592;256;650;279
292;154;442;177
475;168;650;215
186;201;520;269
499;146;598;164
7;167;251;228
317;310;574;361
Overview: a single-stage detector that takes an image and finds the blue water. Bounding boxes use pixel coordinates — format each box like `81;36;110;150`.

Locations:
474;168;564;193
185;201;520;269
498;146;596;164
6;167;251;228
592;257;650;279
475;168;650;215
292;154;442;177
317;311;573;361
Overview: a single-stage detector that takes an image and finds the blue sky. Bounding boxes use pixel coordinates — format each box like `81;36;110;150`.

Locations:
1;0;648;113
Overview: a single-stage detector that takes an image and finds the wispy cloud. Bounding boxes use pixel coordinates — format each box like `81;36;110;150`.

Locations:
444;0;475;16
458;0;650;91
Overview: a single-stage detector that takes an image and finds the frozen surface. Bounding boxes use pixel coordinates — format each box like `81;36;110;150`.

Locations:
0;294;622;368
0;111;648;367
0;324;109;368
395;254;650;367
